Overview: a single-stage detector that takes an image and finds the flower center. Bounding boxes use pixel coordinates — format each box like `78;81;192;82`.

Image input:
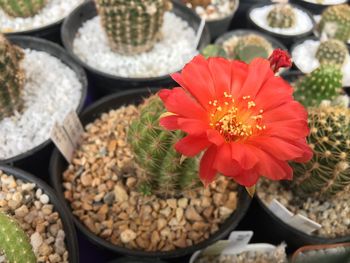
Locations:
209;92;266;142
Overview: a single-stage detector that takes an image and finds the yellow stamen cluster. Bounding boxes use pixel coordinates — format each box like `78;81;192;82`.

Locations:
209;92;266;142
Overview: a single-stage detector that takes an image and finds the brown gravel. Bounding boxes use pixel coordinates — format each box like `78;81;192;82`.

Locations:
0;171;68;263
258;180;350;238
63;105;239;252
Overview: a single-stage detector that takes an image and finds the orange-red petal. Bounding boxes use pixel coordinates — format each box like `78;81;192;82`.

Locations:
175;135;210;157
231;143;259;169
199;146;218;186
208;57;231;97
159;115;179;130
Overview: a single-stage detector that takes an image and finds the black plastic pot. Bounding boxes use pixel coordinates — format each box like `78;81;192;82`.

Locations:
108;258;167;263
0;164;79;262
0;36;88;181
61;1;211;98
247;3;316;48
49;88;252;259
291;0;348;15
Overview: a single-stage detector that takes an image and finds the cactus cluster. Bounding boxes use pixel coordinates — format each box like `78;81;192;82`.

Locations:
95;0;171;55
0;34;25;121
316;39;349;67
0;0;47;18
292;106;350;197
230;34;273;63
267;4;297;29
0;212;36;263
128;95;199;197
182;0;211;8
200;44;227;59
294;64;343;107
318;4;350;42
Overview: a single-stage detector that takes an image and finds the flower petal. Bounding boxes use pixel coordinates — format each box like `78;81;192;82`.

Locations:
175;135;210;157
263;101;308;123
263;120;309;139
199;146;218;186
207;129;225;146
208;57;232;97
231;143;259;169
177;118;209;135
230;170;260;187
230;60;248;96
213;144;242;176
159;115;179;130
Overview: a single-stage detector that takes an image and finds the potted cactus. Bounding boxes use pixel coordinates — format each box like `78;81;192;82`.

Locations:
0;165;78;262
0;0;83;43
61;0;210;97
179;0;239;40
0;34;87;178
50;50;312;258
214;30;286;64
247;1;315;47
256;62;350;249
291;36;350;86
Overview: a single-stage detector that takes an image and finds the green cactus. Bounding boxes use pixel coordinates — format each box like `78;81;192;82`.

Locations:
200;44;227;59
318;4;350;42
95;0;171;55
128;95;199;197
292;106;350;197
294;64;343;107
0;34;25;121
0;212;36;263
316;39;349;67
0;0;47;18
267;4;296;29
232;35;273;63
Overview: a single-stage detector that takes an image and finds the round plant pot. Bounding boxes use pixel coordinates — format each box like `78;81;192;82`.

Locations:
0;164;79;263
49;88;252;259
61;1;211;98
108;258;167;263
247;3;316;48
0;36;88;181
290;0;348;15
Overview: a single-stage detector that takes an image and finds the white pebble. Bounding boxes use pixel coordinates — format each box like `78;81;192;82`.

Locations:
249;5;314;36
292;39;350;86
30;232;43;253
73;12;198;78
40;194;50;204
0;0;83;33
0;49;83;160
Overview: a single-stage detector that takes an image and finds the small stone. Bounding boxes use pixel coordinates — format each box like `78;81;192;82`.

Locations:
114;185;128;202
185;206;203;221
38;243;52;256
160;207;171;217
80;173;92;186
55;230;66;255
126;177;137;188
120;229;137;243
176;208;184;222
30;232;43;253
39;194;50;204
15;205;29;218
48;254;61;263
157;218;167;230
103;192;115;205
166;199;177;209
178;198;188;208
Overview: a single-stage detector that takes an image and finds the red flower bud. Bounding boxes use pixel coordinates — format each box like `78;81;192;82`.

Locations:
268;49;292;74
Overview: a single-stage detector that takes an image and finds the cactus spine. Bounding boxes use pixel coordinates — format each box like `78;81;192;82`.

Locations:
318;4;350;42
267;4;296;29
182;0;211;8
0;0;47;18
316;39;349;67
0;34;25;121
294;64;343;107
95;0;171;55
232;35;273;63
0;212;36;263
128;95;199;197
200;44;227;59
292;106;350;197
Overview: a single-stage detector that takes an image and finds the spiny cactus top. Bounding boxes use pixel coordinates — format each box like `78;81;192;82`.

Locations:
267;4;296;29
316;39;349;67
200;44;227;59
0;212;36;263
182;0;211;8
0;34;25;121
128;95;199;197
95;0;171;55
318;4;350;42
292;106;350;197
294;64;343;107
232;34;273;63
0;0;47;18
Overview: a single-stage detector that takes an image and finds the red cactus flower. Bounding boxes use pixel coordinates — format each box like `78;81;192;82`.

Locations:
159;54;312;188
268;49;293;73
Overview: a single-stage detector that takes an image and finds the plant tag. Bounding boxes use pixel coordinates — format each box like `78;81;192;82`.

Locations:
268;199;294;221
223;231;254;254
288;214;322;235
51;122;75;162
63;111;84;149
194;18;206;50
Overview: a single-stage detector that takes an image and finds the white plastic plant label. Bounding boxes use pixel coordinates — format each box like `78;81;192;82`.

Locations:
51;111;84;163
269;199;321;234
194;18;206;50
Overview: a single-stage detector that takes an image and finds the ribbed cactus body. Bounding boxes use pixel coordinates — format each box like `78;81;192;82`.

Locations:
316;39;349;66
294;64;342;107
233;35;273;63
183;0;211;8
0;35;25;121
292;106;350;197
128;95;199;197
267;4;296;29
0;0;47;18
0;212;36;263
318;4;350;42
201;44;227;58
95;0;170;55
